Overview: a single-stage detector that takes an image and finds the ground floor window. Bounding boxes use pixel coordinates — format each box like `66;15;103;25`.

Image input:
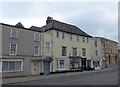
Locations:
57;59;64;70
1;59;23;72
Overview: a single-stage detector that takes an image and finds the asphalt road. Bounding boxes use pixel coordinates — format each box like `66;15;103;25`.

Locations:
9;68;118;85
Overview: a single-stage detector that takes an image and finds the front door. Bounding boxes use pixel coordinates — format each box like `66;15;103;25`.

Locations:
31;61;39;75
44;61;50;75
81;58;86;70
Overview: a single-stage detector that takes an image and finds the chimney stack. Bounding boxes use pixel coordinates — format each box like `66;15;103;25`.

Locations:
46;16;53;24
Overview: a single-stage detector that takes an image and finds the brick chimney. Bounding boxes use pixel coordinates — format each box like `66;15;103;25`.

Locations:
46;16;53;24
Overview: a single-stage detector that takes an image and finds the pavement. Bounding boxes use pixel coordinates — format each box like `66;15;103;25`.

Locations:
2;65;118;85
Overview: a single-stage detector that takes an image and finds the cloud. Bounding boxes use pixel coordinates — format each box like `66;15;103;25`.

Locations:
1;2;118;42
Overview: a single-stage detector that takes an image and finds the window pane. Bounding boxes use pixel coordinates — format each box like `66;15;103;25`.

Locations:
2;61;8;71
62;32;65;39
56;31;59;37
73;48;77;56
11;29;18;38
82;48;86;56
62;46;67;56
9;61;15;71
34;46;39;56
15;61;21;71
34;32;40;41
10;44;16;55
45;42;50;52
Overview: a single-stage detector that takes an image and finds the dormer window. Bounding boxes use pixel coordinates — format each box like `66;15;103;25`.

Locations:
10;29;18;38
34;32;40;41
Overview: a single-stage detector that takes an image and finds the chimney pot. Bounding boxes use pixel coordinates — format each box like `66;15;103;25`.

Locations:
46;16;53;24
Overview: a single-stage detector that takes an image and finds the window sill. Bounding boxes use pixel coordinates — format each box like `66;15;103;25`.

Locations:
9;54;17;56
34;40;40;42
10;37;18;39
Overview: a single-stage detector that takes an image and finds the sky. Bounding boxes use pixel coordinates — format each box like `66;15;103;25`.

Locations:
0;0;118;42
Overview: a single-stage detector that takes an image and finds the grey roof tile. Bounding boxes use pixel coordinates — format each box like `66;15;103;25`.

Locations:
40;20;92;37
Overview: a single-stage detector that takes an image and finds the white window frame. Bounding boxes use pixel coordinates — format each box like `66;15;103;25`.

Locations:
62;46;67;57
82;48;86;56
45;42;50;52
57;59;64;70
72;48;77;56
9;43;17;55
10;29;18;38
1;59;23;72
34;46;40;56
34;32;40;42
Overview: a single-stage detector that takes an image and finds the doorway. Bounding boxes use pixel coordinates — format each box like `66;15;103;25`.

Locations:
81;58;86;70
31;61;40;75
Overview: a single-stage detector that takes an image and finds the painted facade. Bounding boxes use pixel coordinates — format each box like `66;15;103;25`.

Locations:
42;29;93;73
0;23;42;77
0;17;118;77
92;37;118;69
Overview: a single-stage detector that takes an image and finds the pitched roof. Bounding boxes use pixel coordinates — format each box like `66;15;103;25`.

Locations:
40;20;92;37
95;37;118;43
15;22;25;28
0;22;42;32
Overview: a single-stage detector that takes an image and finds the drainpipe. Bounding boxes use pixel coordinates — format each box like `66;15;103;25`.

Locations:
51;30;54;72
42;28;45;73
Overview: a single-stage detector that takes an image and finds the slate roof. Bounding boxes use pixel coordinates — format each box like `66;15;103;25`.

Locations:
0;23;42;32
95;37;118;44
40;20;92;37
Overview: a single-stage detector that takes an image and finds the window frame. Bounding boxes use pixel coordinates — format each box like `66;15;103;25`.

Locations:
77;36;79;41
95;50;98;56
9;43;17;55
62;32;65;39
82;48;86;56
34;46;40;56
45;42;50;52
87;38;89;43
56;31;59;38
1;59;23;72
34;32;40;42
82;37;85;42
62;46;67;57
10;29;18;38
57;59;64;70
95;41;97;47
72;48;77;56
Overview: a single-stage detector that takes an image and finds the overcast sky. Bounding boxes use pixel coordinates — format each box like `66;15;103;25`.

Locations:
0;1;118;42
